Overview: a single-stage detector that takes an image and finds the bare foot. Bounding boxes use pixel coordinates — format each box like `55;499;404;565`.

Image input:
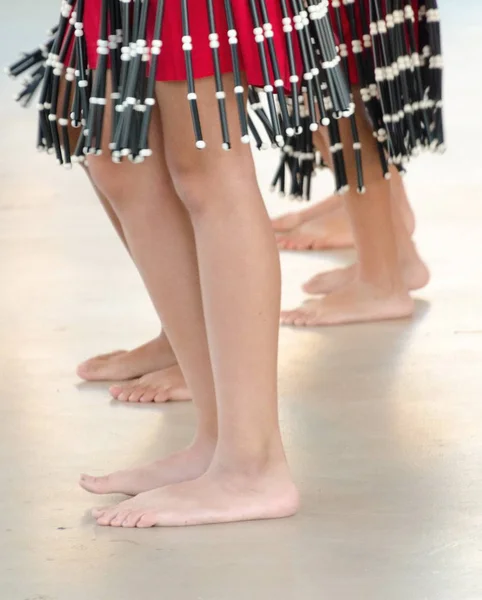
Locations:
281;281;414;326
276;207;354;251
303;258;430;295
79;440;215;496
271;194;342;233
77;335;176;382
109;365;190;403
90;466;299;528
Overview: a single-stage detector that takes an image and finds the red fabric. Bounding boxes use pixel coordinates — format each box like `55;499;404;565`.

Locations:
82;0;300;85
78;0;421;86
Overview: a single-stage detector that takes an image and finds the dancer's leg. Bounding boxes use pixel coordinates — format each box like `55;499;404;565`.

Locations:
302;166;429;295
80;99;217;496
281;92;415;326
61;124;182;385
92;75;298;528
272;130;354;248
273;130;416;251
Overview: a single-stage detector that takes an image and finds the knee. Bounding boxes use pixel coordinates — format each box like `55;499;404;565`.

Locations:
86;153;126;201
168;151;233;217
167;162;209;217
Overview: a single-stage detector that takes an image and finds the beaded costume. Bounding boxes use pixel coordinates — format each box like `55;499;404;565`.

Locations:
7;0;444;198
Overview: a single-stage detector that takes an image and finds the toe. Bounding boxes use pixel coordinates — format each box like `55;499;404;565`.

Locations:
137;513;159;528
122;510;145;528
114;382;137;402
109;384;124;399
153;389;171;403
139;387;159;403
280;310;297;325
128;385;148;403
281;309;311;327
110;510;132;527
96;506;122;526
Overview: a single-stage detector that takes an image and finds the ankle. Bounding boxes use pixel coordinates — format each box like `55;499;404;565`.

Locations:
357;271;408;297
209;435;288;480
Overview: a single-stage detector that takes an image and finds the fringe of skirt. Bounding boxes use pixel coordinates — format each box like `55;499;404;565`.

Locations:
6;0;444;198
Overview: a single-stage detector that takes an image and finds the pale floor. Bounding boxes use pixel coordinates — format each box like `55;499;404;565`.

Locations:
1;2;482;600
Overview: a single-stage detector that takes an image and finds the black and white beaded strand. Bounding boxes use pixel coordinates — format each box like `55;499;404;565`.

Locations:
119;0;150;158
138;0;166;157
73;0;90;125
289;0;319;134
48;12;78;166
206;0;231;150
6;27;58;107
425;0;444;151
256;0;294;138
330;0;365;192
343;0;390;179
248;0;284;147
181;0;205;148
279;0;302;135
223;0;250;145
84;0;110;155
37;0;77;154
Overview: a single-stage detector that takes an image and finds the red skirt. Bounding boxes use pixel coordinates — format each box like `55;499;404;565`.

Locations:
82;0;420;86
82;0;300;86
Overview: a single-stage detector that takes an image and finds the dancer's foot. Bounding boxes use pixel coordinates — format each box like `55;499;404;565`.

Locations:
281;281;414;326
79;439;215;496
90;463;299;527
303;257;430;295
271;194;342;233
109;365;190;403
77;334;176;381
276;207;354;251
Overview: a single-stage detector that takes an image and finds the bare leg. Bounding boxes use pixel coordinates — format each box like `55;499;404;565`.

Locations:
80;99;217;496
60;125;183;387
272;130;354;248
88;76;298;527
83;76;298;527
273;132;416;251
281;92;415;326
302;168;429;295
